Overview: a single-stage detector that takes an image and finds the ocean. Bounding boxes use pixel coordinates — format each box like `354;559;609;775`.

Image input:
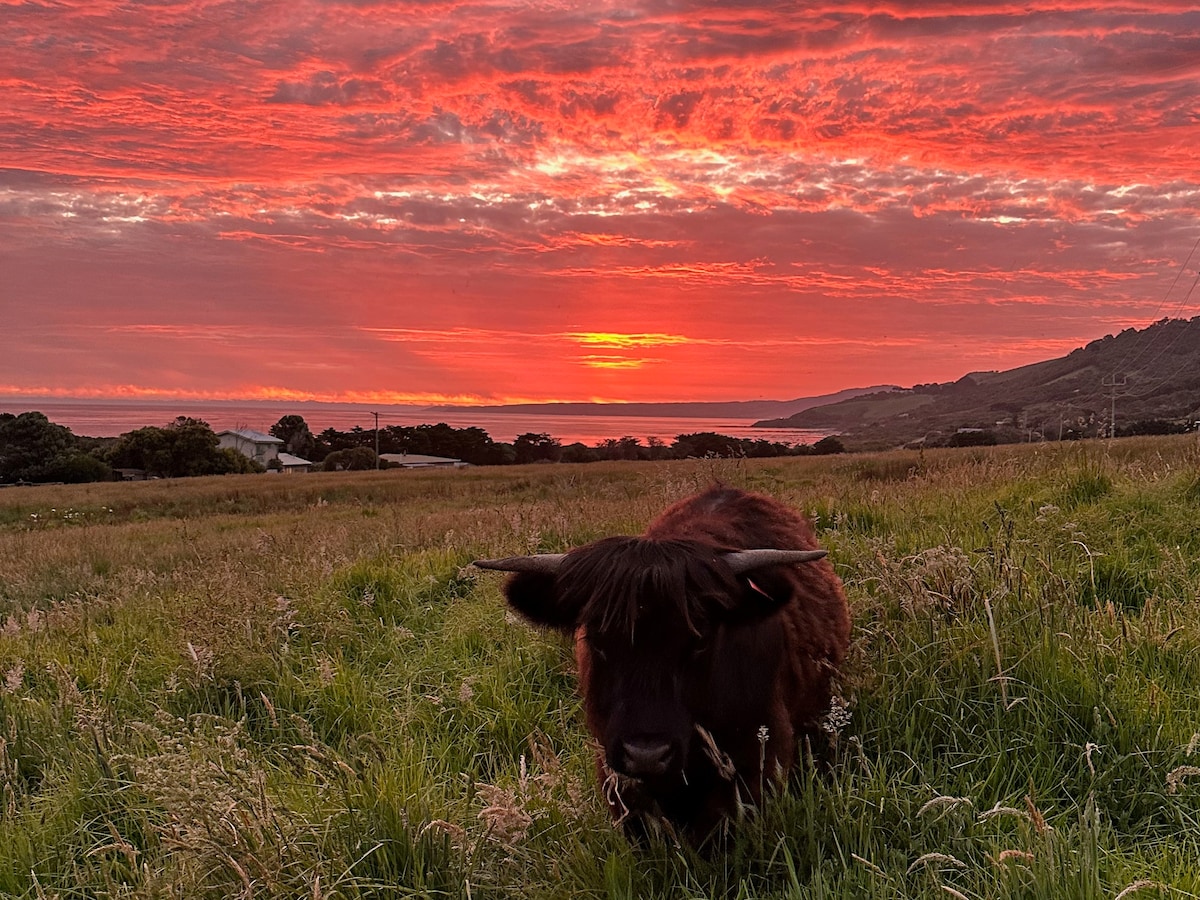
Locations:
5;399;829;447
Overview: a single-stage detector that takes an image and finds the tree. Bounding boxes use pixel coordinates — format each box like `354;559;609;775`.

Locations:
270;415;316;458
672;432;744;458
614;436;643;460
0;412;77;482
42;453;113;483
109;417;255;477
166;417;225;477
220;448;264;474
311;422;513;466
108;426;172;474
560;442;598;463
315;427;354;457
646;436;672;461
513;432;562;464
394;423;509;465
322;447;377;471
811;435;846;455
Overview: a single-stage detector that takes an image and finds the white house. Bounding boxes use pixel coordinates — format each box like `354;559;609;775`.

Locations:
275;452;314;474
218;429;284;466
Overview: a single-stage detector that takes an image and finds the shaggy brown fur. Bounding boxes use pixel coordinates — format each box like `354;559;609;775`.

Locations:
501;485;851;842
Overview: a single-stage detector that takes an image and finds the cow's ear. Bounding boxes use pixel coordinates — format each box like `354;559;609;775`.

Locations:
502;571;578;633
732;568;793;620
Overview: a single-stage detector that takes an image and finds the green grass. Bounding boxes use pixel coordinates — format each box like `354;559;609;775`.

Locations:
2;438;1200;898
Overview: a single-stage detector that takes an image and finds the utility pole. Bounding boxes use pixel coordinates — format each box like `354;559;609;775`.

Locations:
372;411;380;469
1101;373;1127;439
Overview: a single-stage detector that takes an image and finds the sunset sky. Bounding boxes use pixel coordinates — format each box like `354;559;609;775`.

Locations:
2;1;1198;405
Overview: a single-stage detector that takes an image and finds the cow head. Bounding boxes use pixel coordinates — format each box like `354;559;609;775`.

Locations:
475;539;825;784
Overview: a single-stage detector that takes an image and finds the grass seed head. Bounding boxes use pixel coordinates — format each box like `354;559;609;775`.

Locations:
907;852;966;875
1166;765;1200;794
2;663;24;695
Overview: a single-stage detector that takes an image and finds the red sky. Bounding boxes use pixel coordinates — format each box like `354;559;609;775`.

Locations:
2;1;1198;405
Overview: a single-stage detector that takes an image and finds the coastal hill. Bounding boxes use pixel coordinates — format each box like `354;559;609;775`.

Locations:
426;386;895;421
756;316;1200;448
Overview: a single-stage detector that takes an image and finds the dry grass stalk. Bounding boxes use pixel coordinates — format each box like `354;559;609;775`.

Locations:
1024;795;1049;834
821;696;852;738
977;804;1030;822
1166;765;1200;794
991;849;1034;866
694;724;737;781
600;763;636;829
1114;881;1163;900
2;662;23;694
851;853;887;877
475;781;535;845
917;795;974;818
421;818;468;846
982;593;1015;709
907;852;966;875
474;735;584;846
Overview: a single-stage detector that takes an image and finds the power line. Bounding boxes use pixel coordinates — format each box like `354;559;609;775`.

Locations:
372;411;380;469
1123;276;1200;400
1115;233;1200;376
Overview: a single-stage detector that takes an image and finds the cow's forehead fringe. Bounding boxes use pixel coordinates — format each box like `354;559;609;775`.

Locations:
558;537;737;637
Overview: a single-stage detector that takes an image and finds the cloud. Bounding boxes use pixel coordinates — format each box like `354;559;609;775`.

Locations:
2;1;1199;403
267;72;389;106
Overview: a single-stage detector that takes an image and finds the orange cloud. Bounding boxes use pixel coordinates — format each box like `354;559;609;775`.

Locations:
578;356;663;370
2;1;1199;404
570;332;692;349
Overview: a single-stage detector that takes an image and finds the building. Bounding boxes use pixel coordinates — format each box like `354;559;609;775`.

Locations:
218;429;284;466
275;452;313;474
379;452;468;469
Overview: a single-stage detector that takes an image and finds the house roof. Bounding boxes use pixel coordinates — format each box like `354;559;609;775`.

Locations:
277;453;312;466
218;428;283;444
379;453;463;466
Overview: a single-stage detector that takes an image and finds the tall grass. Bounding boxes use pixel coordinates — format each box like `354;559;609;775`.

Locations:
2;437;1199;897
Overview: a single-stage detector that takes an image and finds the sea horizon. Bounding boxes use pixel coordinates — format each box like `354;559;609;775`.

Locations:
2;397;830;448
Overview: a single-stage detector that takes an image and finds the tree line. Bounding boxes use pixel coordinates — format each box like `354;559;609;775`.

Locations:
272;415;845;467
0;413;262;484
0;410;845;485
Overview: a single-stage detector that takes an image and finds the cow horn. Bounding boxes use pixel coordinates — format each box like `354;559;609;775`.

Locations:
472;553;567;574
721;548;827;574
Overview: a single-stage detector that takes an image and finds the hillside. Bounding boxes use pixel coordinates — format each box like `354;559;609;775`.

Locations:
758;316;1200;447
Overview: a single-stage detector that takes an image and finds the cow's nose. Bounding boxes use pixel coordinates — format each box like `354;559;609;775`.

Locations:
619;739;675;778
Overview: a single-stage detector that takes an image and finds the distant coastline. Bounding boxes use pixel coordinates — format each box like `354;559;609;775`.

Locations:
425;385;893;420
1;397;833;447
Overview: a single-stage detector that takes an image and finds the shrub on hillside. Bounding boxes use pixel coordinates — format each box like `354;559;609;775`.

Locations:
812;435;846;455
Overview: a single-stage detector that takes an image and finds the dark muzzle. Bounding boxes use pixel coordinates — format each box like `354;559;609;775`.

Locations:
613;737;679;779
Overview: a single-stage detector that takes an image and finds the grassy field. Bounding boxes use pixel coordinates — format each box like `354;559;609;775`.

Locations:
2;437;1200;899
